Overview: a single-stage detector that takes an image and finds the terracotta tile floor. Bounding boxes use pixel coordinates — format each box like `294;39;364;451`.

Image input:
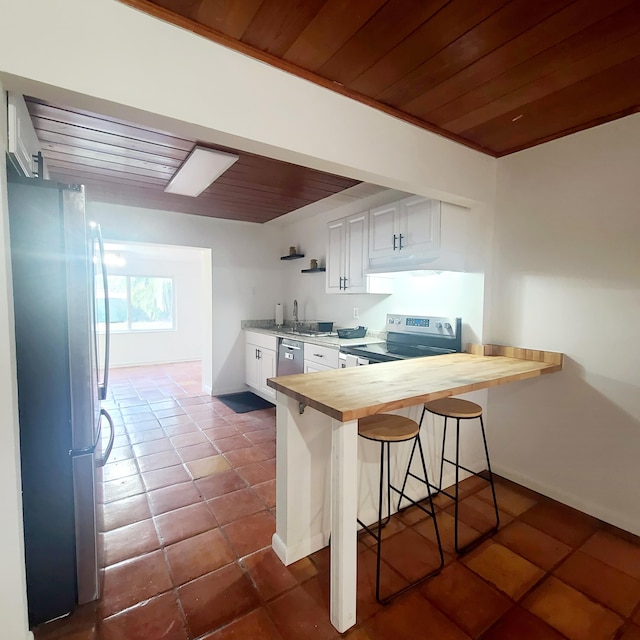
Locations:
33;361;640;640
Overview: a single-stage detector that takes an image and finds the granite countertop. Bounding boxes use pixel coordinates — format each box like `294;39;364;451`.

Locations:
242;322;385;349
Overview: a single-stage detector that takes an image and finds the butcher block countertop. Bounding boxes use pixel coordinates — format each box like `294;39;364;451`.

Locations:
267;344;563;422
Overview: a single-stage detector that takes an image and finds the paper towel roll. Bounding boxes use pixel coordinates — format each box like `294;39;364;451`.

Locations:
275;303;283;326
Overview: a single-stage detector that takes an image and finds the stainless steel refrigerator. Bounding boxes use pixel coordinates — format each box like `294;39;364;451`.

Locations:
8;175;113;626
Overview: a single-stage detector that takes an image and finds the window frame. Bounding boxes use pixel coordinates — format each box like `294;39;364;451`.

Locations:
97;274;176;334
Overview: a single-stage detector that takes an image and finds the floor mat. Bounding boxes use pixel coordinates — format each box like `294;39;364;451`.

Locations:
216;391;275;413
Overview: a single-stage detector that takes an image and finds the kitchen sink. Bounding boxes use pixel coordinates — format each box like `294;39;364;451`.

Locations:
277;328;336;337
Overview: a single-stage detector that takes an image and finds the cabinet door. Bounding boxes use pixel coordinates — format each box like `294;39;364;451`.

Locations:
304;361;334;373
245;343;260;389
398;196;440;256
368;202;399;260
344;211;368;293
326;218;345;293
258;347;277;399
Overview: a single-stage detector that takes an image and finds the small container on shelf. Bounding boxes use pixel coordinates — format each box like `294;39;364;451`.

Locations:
289;246;297;255
309;259;318;269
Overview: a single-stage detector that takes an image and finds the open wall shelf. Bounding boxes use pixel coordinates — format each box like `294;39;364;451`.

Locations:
280;254;305;260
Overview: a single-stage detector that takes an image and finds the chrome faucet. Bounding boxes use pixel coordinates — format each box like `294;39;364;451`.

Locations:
293;299;298;327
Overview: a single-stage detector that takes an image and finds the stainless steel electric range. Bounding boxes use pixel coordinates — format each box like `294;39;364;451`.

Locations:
339;314;462;365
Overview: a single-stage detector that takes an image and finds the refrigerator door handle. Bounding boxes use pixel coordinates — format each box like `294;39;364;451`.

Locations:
95;226;110;400
96;409;114;467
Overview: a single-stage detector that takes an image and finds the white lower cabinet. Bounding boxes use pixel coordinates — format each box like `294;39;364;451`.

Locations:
304;361;334;373
304;343;339;372
245;331;277;401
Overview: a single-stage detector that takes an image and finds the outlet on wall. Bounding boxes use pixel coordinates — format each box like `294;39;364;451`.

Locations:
353;307;359;319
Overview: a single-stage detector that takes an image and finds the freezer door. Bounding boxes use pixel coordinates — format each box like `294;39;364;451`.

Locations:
72;451;99;604
63;186;97;452
62;186;104;604
92;224;110;401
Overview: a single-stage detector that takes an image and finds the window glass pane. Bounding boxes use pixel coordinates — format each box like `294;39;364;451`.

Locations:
107;275;129;331
96;275;128;332
130;276;174;330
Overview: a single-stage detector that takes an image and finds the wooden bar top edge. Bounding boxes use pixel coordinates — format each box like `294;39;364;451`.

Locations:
267;344;564;422
466;343;563;366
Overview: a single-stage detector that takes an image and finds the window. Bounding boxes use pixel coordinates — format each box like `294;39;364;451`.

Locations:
96;275;174;332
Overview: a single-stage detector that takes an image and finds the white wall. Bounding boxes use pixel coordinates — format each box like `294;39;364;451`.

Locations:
0;80;34;640
89;202;283;395
489;113;640;535
103;242;207;368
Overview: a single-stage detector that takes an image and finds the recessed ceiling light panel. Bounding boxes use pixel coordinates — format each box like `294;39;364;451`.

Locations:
164;145;239;197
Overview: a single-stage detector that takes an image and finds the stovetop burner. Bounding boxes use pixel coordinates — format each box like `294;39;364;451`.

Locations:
340;314;462;363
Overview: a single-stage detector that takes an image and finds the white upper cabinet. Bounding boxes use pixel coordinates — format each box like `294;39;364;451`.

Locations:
326;217;346;293
368;196;441;267
326;211;370;294
344;211;368;292
326;194;468;286
399;196;440;256
368;202;398;259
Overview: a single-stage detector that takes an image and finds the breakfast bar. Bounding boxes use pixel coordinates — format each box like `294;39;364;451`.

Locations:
267;344;563;633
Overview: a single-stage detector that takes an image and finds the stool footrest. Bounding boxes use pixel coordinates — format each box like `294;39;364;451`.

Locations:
389;483;436;518
357;518;382;543
442;459;489;479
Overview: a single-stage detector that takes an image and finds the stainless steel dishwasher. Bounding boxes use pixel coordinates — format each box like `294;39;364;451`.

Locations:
277;338;304;376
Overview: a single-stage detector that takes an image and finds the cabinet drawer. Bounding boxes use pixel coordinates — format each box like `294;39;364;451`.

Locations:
304;343;339;368
245;330;277;351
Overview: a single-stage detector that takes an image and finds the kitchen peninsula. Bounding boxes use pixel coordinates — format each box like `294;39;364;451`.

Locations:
267;344;563;633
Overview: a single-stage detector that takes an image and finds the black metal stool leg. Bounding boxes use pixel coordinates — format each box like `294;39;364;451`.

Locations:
397;437;418;511
480;415;500;531
454;417;461;553
358;420;445;604
375;441;385;603
438;416;448;492
377;434;444;603
452;414;500;555
414;434;444;570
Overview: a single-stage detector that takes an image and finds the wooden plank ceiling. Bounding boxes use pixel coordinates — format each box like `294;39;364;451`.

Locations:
120;0;640;156
25;98;359;223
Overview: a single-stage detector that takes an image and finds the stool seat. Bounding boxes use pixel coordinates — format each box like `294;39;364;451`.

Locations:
358;414;419;442
424;397;482;419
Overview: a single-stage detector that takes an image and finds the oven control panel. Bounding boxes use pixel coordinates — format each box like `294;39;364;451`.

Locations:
386;314;460;337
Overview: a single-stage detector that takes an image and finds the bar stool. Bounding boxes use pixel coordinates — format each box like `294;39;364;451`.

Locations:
357;413;444;603
402;397;499;555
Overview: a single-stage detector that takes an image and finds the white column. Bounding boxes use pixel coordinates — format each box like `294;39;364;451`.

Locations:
272;393;331;565
330;418;358;633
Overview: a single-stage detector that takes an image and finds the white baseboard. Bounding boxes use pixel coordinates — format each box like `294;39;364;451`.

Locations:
493;464;640;537
210;385;249;397
109;357;200;368
271;530;327;566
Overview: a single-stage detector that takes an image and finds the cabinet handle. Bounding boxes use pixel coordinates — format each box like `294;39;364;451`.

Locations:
398;233;404;250
339;276;344;290
256;349;261;360
313;353;324;358
393;234;397;250
343;277;348;290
